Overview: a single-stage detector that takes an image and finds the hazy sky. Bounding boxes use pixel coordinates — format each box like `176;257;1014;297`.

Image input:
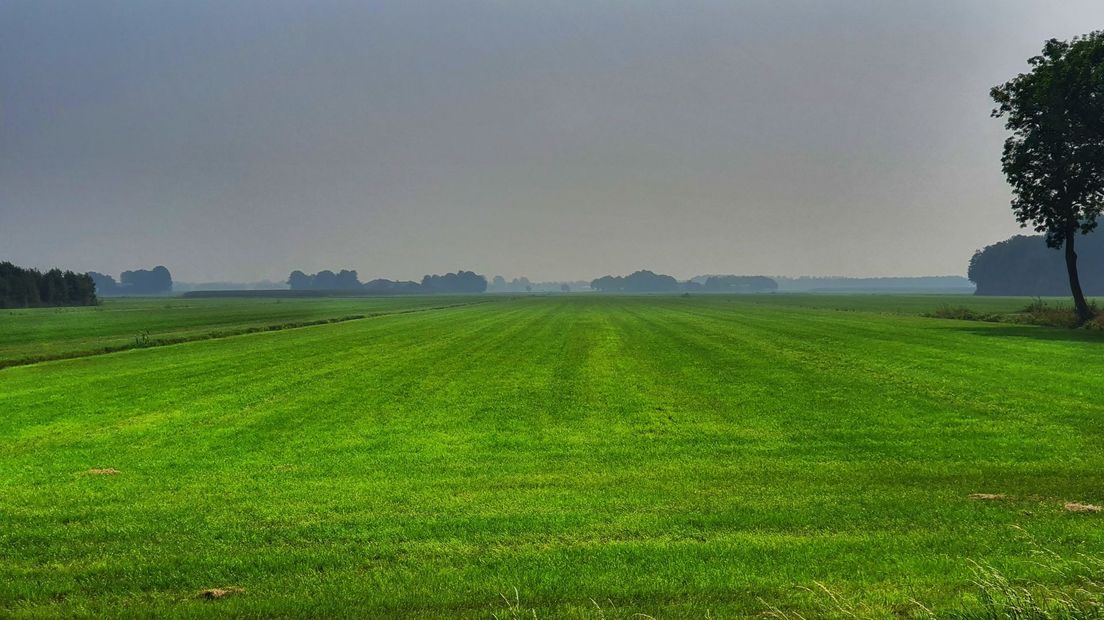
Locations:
3;1;1104;282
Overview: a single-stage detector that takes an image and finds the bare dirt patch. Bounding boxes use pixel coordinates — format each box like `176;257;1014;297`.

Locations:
87;468;120;475
969;493;1007;501
199;587;244;600
1064;502;1102;513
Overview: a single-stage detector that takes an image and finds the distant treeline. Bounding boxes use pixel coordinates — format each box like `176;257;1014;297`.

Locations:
172;280;287;292
773;275;974;293
489;276;534;293
288;269;488;294
590;270;778;293
90;266;173;296
0;262;98;308
969;234;1104;296
488;277;591;293
699;275;778;293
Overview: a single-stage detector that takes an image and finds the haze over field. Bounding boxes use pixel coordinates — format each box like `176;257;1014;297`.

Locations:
3;1;1104;282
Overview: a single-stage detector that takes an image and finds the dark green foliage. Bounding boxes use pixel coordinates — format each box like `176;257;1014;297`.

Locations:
120;266;172;294
287;269;361;290
361;278;423;294
287;270;312;290
0;262;97;308
1016;298;1096;328
90;266;173;296
420;270;487;293
992;32;1104;320
969;235;1080;295
288;269;487;293
591;270;680;292
87;272;119;294
926;297;1097;329
592;271;778;293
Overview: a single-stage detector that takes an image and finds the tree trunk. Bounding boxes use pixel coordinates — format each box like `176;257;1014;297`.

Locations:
1064;230;1093;322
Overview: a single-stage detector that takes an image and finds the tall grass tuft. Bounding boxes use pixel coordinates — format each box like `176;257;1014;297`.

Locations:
491;589;660;620
944;556;1104;619
762;543;1104;619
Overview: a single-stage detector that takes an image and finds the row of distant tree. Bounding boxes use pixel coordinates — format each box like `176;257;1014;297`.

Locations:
590;271;778;293
773;276;974;293
0;262;98;308
489;276;537;293
487;277;593;293
89;266;173;296
969;234;1104;296
288;269;488;293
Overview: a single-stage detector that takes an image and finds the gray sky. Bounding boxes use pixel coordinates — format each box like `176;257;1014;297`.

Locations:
3;1;1103;283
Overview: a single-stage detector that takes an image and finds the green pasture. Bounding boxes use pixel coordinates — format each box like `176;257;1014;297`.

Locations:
2;295;1102;618
0;296;486;366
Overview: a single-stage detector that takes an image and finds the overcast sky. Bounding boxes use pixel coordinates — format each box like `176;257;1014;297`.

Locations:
3;1;1103;282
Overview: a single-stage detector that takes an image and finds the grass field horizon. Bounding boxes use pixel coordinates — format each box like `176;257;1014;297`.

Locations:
3;295;1103;618
3;292;1091;367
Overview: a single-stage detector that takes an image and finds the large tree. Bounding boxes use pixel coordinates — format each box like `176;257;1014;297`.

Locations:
991;32;1104;321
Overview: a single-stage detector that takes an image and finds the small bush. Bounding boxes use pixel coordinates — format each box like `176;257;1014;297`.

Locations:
927;299;1102;329
1009;299;1093;329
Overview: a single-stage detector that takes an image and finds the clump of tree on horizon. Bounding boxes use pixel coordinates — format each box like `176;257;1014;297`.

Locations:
771;276;973;293
420;271;487;293
288;269;363;291
591;270;680;293
89;266;173;296
970;233;1104;296
288;269;487;294
487;277;592;293
590;270;778;293
701;275;778;293
0;262;97;308
489;276;533;293
991;31;1104;321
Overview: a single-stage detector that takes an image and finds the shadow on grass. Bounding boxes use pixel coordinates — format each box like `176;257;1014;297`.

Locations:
936;321;1104;343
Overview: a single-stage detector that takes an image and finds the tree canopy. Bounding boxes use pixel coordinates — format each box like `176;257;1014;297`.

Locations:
591;271;778;294
591;270;680;293
0;262;98;308
91;266;174;296
420;271;487;294
991;31;1104;319
969;233;1104;296
287;269;362;290
288;269;487;294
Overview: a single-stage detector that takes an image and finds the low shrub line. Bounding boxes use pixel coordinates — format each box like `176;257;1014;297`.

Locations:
926;298;1104;330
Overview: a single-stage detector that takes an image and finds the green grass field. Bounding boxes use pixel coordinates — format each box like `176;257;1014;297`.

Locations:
3;295;1103;618
0;296;487;367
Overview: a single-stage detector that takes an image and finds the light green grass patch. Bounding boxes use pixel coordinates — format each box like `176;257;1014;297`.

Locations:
1;296;1102;618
